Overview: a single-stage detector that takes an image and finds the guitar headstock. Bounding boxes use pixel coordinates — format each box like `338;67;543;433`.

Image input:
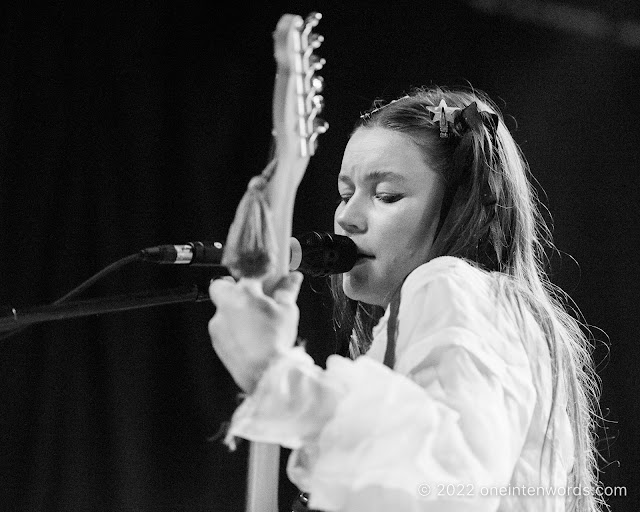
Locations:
272;12;328;165
255;12;328;281
221;12;328;284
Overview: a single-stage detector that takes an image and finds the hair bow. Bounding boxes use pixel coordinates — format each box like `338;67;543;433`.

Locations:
427;99;499;139
457;101;499;140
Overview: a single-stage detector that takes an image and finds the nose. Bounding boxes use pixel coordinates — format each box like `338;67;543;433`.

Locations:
335;194;367;234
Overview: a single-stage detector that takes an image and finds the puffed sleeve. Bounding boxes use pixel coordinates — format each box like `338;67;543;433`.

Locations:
223;258;537;512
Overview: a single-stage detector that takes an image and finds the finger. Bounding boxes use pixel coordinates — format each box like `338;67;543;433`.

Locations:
238;277;265;297
209;277;236;306
208;316;226;352
273;271;303;305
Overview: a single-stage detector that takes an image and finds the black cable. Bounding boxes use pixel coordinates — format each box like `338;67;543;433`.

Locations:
53;253;142;305
0;253;142;342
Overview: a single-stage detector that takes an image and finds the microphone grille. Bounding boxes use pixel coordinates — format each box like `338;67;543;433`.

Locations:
297;232;358;277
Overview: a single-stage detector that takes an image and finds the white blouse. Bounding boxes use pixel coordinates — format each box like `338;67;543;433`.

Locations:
224;256;574;511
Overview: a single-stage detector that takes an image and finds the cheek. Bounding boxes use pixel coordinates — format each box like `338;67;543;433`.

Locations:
384;204;439;262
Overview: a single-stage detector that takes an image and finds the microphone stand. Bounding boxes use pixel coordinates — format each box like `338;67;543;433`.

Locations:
0;285;211;333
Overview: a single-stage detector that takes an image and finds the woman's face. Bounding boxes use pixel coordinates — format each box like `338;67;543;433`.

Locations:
334;126;445;307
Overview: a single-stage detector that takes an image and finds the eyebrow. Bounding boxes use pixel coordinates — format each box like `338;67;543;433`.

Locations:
338;170;408;185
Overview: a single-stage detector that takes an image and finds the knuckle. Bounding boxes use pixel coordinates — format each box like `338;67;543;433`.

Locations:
208;317;220;338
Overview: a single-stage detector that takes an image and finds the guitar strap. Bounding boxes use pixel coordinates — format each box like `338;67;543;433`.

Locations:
383;287;401;369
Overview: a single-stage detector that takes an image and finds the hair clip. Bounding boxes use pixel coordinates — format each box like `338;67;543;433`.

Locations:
360;95;410;119
426;99;461;138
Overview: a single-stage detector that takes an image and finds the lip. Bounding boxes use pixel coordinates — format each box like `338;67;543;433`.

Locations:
344;237;374;266
353;242;374;259
354;251;375;266
352;257;367;267
349;239;373;258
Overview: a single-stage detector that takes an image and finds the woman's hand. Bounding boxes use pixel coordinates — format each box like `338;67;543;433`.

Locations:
208;271;304;393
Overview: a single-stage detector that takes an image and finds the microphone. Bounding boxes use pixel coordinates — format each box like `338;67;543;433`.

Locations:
139;231;359;277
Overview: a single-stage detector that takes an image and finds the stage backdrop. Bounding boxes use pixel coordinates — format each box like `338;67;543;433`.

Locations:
0;1;638;510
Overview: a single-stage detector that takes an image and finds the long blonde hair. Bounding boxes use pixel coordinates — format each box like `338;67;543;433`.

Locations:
330;86;605;512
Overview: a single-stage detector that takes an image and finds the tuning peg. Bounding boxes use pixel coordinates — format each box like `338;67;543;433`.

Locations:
301;12;322;44
303;72;323;96
308;54;325;72
307;32;324;50
314;118;329;134
304;12;322;28
306;118;329;156
312;95;325;113
304;93;324;117
305;107;328;135
311;75;324;93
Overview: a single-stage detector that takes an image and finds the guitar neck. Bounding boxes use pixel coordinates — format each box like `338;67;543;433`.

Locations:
244;12;327;512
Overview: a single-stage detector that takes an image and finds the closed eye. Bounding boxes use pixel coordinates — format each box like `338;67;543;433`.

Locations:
375;193;402;203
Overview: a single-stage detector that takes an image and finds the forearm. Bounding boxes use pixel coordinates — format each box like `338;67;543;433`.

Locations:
224;346;344;450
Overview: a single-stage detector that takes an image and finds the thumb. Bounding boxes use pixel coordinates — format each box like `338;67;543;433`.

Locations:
273;271;304;305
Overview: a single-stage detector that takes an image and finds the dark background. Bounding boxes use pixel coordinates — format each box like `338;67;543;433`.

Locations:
0;1;638;510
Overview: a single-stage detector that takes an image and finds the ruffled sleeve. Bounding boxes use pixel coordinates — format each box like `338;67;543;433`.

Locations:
224;257;538;512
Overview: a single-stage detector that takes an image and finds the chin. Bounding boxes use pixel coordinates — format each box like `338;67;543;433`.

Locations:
342;276;385;307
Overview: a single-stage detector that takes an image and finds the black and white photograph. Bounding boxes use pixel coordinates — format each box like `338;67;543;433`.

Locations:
0;2;638;511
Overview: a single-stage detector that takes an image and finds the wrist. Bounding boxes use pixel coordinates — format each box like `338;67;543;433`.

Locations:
236;347;289;394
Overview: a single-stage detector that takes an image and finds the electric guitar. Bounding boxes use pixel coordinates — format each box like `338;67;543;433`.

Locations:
230;11;327;512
